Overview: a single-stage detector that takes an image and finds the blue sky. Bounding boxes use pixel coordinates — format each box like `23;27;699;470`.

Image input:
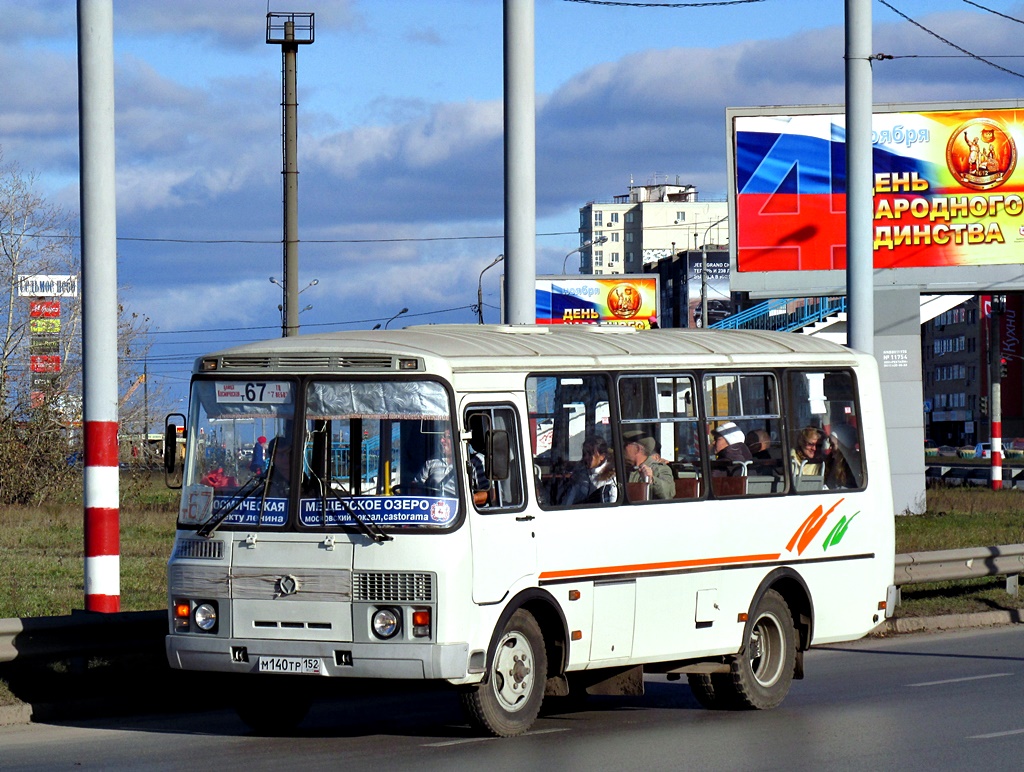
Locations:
2;0;1023;400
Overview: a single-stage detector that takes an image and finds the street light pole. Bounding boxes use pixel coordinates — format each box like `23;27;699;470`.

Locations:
563;236;607;274
700;216;728;328
477;254;504;324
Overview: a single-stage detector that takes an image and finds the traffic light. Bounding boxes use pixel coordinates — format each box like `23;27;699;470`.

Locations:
981;396;989;416
1000;357;1009;379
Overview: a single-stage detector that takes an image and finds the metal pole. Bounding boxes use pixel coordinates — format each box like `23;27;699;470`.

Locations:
78;0;120;613
282;21;300;337
845;0;874;353
503;0;536;325
700;216;727;328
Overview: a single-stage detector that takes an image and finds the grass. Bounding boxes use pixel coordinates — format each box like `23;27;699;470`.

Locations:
895;486;1024;617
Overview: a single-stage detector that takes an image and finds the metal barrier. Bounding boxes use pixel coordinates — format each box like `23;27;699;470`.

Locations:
0;609;165;664
1;547;1022;663
894;544;1024;599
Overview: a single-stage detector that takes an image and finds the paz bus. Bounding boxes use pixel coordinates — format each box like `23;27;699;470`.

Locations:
164;324;896;736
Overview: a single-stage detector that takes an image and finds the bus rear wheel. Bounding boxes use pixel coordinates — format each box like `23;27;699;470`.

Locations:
729;589;796;709
688;590;796;711
460;609;547;737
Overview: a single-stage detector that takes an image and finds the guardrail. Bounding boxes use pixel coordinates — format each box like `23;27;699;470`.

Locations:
0;609;165;664
1;548;1021;663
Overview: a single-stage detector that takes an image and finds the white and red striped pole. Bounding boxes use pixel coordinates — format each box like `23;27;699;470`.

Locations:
78;0;120;612
991;297;1005;491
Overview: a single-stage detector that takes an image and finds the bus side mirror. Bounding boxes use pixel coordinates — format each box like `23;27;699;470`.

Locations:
164;413;186;488
487;430;510;481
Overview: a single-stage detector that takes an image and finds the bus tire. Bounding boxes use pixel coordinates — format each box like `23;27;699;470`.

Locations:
233;679;311;735
728;589;796;710
686;673;738;710
460;609;547;737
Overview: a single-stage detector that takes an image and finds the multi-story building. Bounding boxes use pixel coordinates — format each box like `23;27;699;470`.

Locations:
921;299;983;446
577;178;728;276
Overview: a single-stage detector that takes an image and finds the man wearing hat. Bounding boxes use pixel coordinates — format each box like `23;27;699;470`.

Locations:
623;436;674;499
712;422;753;464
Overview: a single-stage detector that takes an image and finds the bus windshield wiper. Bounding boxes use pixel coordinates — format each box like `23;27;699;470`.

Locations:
197;470;271;538
324;487;392;543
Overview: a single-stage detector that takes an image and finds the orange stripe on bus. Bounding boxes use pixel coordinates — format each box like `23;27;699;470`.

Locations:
538;553;783;581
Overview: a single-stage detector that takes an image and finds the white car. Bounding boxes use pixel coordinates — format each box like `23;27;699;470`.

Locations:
974;442;1004;459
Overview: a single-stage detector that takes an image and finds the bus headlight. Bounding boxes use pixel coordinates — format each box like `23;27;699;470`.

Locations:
194;602;218;632
371;607;401;639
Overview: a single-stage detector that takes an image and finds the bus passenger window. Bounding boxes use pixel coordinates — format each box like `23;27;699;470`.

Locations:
527;374;614;508
785;370;865;493
703;372;785;497
618;374;702;501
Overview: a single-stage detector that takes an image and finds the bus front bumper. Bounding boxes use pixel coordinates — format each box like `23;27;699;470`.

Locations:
166;634;470;681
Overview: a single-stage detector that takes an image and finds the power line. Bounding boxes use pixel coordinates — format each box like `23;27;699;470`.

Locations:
879;0;1024;80
961;0;1024;26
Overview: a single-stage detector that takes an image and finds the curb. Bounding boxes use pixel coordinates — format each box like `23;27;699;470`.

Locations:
874;608;1024;636
0;702;32;727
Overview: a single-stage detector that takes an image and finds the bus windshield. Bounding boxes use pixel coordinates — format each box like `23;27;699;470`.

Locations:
177;377;460;533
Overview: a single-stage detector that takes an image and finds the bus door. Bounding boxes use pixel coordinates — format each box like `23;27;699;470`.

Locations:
463;400;532;604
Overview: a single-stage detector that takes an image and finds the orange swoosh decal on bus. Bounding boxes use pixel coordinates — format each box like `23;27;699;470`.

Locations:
785;498;845;556
539;552;783;581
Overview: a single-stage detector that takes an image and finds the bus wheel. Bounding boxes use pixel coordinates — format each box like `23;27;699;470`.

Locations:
234;680;311;735
460;609;547;737
729;589;796;710
686;673;738;710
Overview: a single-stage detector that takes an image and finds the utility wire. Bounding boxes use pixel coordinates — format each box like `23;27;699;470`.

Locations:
879;0;1024;79
961;0;1024;26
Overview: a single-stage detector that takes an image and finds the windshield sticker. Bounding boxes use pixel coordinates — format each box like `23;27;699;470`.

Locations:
299;496;457;527
212;496;289;527
215;381;291;404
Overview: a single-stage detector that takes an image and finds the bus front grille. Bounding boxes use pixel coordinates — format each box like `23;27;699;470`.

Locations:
173;538;225;560
353;572;433;603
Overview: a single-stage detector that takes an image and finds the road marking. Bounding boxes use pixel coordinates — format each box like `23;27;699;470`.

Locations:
424;728;569;747
968;728;1024;740
908;672;1012;687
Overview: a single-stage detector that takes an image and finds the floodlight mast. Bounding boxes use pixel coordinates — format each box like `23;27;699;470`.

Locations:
267;12;314;337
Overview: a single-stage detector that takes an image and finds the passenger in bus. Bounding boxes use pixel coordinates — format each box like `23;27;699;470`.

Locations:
791;426;825;478
745;429;772;460
412;431;458;496
623;437;674;499
710;422;753;477
824;424;862;489
264;437;293;497
467;437;490;506
561;436;618;505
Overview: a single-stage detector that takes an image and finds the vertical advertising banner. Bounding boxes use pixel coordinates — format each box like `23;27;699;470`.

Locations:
28;297;62;406
535;276;660;329
684;252;733;327
733;106;1024;273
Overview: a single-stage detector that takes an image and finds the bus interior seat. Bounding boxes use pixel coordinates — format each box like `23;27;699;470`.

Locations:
625;481;649;502
711;476;746;497
674;477;699;499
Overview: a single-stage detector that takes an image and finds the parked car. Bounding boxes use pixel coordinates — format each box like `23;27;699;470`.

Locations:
974;441;1004;459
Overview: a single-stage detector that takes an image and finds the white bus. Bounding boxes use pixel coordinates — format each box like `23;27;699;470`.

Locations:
164;325;896;736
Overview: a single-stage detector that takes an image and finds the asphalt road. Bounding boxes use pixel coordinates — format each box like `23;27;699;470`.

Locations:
2;625;1023;771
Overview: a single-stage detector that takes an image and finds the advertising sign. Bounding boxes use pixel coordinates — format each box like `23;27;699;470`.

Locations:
17;275;78;298
29;300;60;317
535;275;660;329
729;101;1024;293
30;355;61;373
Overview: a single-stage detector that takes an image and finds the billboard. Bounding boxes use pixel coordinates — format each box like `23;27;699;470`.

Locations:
535;275;660;329
728;100;1024;295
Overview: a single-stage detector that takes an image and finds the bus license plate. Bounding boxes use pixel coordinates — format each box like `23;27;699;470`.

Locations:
258;656;322;675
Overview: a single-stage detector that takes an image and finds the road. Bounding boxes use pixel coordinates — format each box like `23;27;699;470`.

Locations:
2;626;1023;771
